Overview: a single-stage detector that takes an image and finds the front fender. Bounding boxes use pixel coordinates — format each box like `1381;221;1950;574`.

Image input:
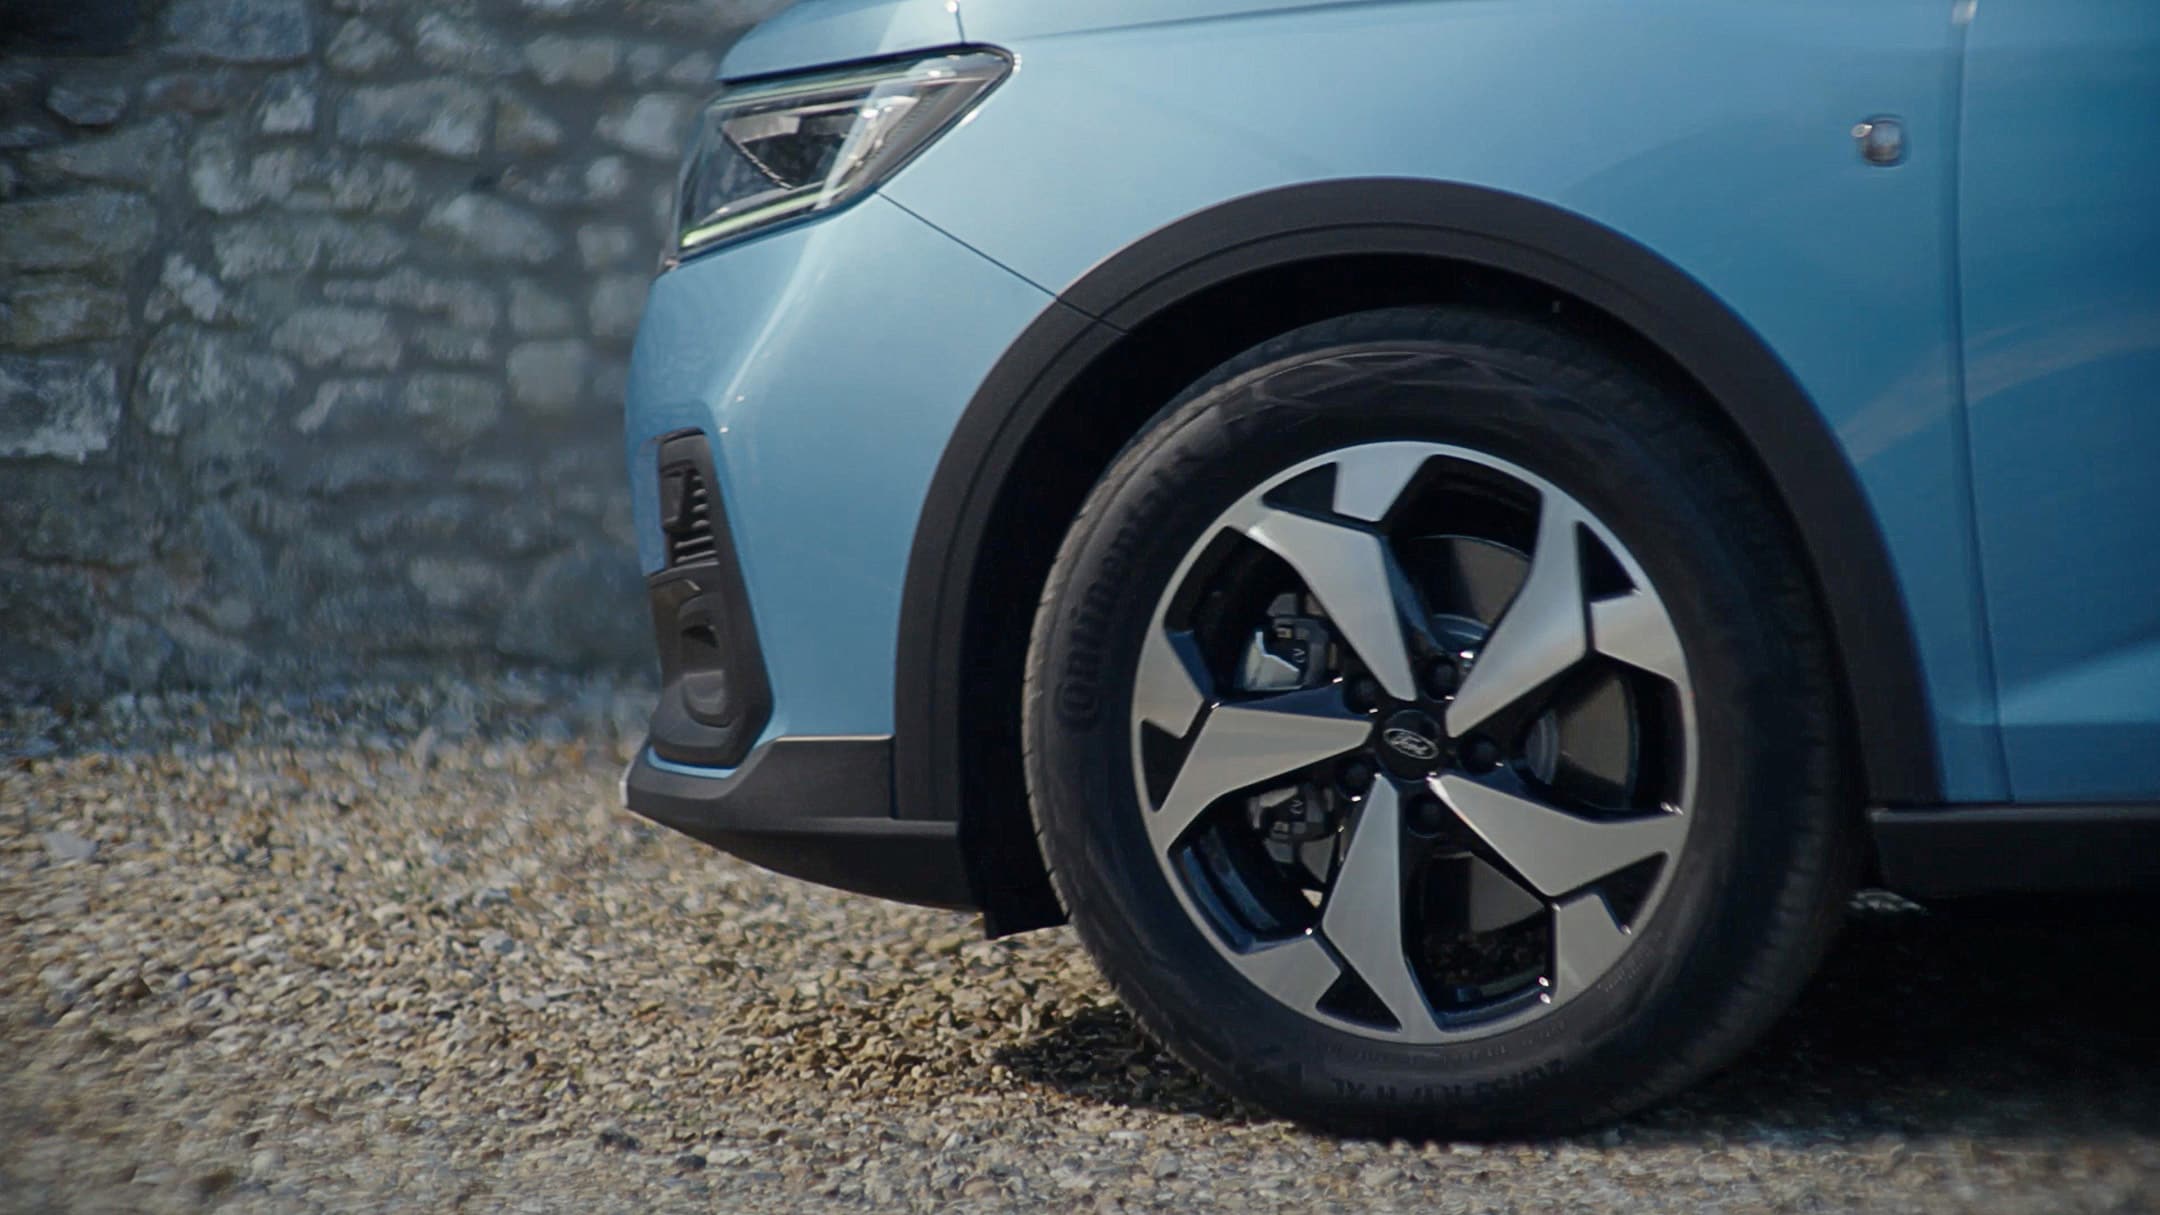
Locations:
885;0;2003;803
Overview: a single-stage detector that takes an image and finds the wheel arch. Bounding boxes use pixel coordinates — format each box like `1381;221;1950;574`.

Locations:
893;178;1940;934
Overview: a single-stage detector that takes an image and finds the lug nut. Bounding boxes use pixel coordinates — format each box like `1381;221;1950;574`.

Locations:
1461;735;1502;774
1344;675;1382;713
1407;794;1449;836
1337;759;1376;796
1421;657;1462;699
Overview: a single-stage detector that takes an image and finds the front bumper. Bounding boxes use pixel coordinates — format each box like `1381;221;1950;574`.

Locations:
621;193;1055;905
625;194;1053;743
623;738;973;908
627;423;982;906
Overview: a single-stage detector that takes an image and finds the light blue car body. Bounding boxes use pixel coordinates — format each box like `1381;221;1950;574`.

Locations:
627;0;2160;807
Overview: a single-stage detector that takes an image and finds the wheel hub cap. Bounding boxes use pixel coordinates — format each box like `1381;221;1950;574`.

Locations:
1377;710;1445;775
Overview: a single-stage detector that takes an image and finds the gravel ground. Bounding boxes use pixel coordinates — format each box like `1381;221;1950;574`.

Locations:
5;679;2159;1215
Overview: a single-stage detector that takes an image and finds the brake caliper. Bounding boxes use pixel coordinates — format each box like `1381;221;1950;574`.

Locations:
1236;600;1345;883
1236;594;1333;693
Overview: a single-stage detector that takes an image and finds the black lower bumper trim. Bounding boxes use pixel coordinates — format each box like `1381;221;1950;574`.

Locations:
624;735;976;911
1871;803;2160;898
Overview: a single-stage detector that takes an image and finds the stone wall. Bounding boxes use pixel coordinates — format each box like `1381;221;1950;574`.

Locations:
0;0;780;702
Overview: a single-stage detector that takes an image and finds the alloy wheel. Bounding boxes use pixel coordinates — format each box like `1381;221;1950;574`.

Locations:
1129;441;1697;1042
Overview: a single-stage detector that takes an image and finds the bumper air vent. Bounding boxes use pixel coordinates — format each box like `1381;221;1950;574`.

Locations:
659;446;720;567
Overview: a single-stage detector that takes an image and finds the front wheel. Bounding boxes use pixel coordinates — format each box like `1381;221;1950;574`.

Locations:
1024;306;1858;1136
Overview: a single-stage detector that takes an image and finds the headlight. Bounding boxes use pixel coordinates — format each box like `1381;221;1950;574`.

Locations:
665;49;1011;268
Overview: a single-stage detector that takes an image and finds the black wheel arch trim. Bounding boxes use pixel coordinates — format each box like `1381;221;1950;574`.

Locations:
895;178;1944;926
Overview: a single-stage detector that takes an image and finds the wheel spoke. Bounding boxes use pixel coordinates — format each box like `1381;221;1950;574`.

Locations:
1432;773;1685;898
1318;782;1443;1040
1552;891;1632;1000
1327;442;1432;523
1228;933;1340;1019
1589;588;1687;685
1148;687;1371;852
1134;626;1210;737
1445;493;1587;737
1226;502;1421;701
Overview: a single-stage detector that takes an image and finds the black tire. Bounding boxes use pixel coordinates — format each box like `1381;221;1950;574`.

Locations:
1022;305;1859;1136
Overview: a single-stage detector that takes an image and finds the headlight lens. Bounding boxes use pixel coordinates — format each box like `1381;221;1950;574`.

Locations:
667;49;1010;267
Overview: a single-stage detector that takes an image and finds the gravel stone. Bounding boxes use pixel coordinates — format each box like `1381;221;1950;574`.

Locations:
38;829;98;862
6;684;2160;1214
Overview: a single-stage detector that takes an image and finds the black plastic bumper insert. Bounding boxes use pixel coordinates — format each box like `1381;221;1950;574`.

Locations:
647;430;771;768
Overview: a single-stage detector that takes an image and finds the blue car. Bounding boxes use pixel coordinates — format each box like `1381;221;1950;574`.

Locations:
621;0;2160;1133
